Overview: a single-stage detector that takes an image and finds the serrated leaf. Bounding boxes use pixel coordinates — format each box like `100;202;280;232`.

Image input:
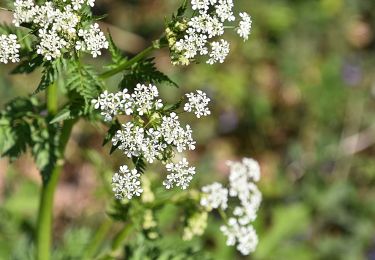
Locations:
30;119;60;183
50;108;72;124
120;58;178;90
103;119;121;146
177;0;188;17
105;32;127;70
11;55;43;74
163;98;184;113
2;122;31;160
34;62;59;94
132;156;146;174
109;143;120;154
62;60;103;120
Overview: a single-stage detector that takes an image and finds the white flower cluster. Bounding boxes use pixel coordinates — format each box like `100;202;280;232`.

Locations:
200;182;228;210
169;0;252;65
76;23;109;58
163;158;196;190
220;218;258;255
12;0;108;60
184;90;211;118
200;157;261;255
92;84;210;199
0;34;21;64
237;12;252;41
112;165;143;200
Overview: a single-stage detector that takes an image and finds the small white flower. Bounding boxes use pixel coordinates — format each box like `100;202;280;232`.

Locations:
132;84;161;116
163;158;196;190
184;90;211;118
112;165;143;200
237;12;252;41
159;113;196;152
207;39;230;64
93;84;203;196
201;157;262;255
36;28;67;61
191;0;210;12
0;34;21;64
13;0;36;27
169;0;252;65
112;122;144;158
87;0;95;7
13;0;107;60
78;23;109;58
220;218;258;255
200;182;228;210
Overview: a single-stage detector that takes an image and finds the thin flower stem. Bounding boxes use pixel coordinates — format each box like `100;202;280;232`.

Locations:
0;6;12;12
84;217;113;258
100;45;156;79
111;224;134;251
218;208;228;222
100;38;168;79
97;224;134;258
36;84;77;260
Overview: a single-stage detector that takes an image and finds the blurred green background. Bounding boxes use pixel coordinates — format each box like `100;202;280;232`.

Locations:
1;0;375;259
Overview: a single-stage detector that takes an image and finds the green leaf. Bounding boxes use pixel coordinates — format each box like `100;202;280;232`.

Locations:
11;55;43;74
103;119;121;146
0;96;61;182
132;156;146;174
62;60;103;120
30;118;60;182
120;58;178;90
2;122;31;160
50;108;72;124
105;32;127;69
0;97;40;160
34;61;59;94
163;97;184;113
177;0;188;17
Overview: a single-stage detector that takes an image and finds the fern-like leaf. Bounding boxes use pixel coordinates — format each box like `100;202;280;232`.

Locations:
120;58;177;91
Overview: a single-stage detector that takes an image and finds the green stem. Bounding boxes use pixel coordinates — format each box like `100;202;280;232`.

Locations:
100;45;155;79
111;224;134;252
100;38;167;79
84;218;113;258
0;6;12;12
96;224;133;259
36;84;76;260
46;83;58;115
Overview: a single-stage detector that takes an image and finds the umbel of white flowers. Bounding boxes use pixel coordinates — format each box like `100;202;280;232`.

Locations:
0;0;108;63
0;34;20;64
200;157;261;255
166;0;253;65
92;84;211;200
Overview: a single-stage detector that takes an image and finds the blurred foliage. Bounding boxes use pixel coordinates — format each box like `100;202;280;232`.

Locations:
1;0;375;259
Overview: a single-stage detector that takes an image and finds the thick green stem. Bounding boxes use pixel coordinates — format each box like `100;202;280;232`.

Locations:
46;83;58;114
36;165;62;260
36;84;76;260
